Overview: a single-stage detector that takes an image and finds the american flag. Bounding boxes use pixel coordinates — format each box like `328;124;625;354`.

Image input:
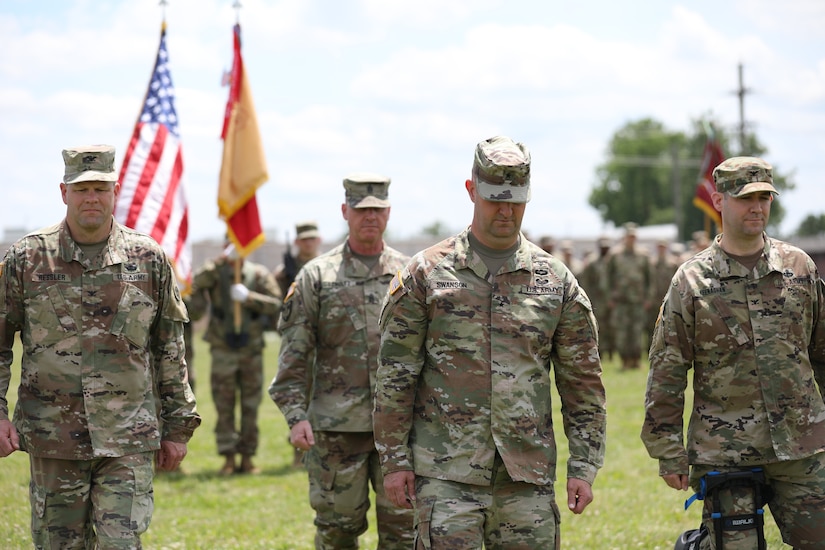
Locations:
116;23;191;291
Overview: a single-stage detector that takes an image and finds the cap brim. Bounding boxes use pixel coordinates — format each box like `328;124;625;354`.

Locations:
476;180;531;203
296;231;320;239
64;171;118;184
349;196;390;208
728;181;779;197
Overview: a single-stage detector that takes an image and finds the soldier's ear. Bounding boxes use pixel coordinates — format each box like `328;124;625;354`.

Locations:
465;179;476;203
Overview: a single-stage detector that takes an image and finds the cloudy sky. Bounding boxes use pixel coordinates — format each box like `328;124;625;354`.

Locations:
1;0;823;246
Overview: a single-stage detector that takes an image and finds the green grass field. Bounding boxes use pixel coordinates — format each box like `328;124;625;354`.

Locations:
0;331;789;549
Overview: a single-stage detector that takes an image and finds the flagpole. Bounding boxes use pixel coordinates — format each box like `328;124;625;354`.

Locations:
231;0;244;334
232;0;242;334
234;258;242;334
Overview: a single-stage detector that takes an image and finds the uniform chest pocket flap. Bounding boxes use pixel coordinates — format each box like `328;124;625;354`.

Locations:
110;284;156;349
27;285;79;353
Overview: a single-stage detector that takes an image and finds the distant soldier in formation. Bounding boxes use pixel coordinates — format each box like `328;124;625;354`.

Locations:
560;239;583;276
607;222;651;370
689;229;711;257
189;243;282;475
270;173;414;549
374;136;606;548
580;236;615;361
648;238;680;339
273;221;322;299
539;234;555;255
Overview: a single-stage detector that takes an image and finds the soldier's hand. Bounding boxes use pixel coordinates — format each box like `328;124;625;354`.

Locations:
384;470;416;509
290;420;315;451
662;473;689;491
567;477;593;514
156;440;187;471
0;419;20;457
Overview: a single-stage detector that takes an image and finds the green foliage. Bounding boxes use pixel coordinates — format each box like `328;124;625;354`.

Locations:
590;115;795;241
0;334;789;548
795;213;825;237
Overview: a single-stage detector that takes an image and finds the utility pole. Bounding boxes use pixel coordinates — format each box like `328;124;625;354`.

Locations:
733;62;751;155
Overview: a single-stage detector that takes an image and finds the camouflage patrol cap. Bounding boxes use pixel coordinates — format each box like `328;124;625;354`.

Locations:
472;136;531;203
295;220;319;239
713;156;779;197
62;145;118;184
343;172;391;208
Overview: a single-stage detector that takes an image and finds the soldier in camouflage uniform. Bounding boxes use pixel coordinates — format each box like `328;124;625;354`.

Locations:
641;157;825;549
374;136;607;549
274;220;322;299
606;222;651;370
647;238;679;339
579;236;615;361
270;174;414;549
189;245;281;475
0;145;201;548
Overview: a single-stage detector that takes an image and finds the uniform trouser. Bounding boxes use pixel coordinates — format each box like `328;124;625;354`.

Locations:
306;431;414;550
612;301;644;359
29;453;154;550
690;453;825;549
210;347;263;456
413;453;560;550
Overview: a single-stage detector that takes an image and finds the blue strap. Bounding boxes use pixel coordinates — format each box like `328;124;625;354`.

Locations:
684;476;707;510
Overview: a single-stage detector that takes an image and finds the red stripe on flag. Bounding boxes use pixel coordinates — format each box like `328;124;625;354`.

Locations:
150;145;183;243
126;124;167;228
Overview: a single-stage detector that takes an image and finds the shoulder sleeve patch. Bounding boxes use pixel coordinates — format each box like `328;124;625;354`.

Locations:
284;281;296;303
388;270;404;295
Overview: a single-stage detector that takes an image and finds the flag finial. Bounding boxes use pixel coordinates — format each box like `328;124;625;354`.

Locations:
233;0;242;23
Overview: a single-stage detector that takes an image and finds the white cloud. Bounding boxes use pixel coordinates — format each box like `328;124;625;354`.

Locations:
0;0;823;246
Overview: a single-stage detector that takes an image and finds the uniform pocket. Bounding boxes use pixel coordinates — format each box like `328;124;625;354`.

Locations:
414;495;436;550
29;481;49;547
130;457;154;535
110;285;156;349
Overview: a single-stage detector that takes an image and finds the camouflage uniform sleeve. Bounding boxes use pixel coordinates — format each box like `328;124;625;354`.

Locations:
811;276;825;403
269;267;317;427
187;261;217;322
641;275;692;475
153;257;201;443
0;248;23;421
245;265;282;318
374;264;427;475
551;280;607;484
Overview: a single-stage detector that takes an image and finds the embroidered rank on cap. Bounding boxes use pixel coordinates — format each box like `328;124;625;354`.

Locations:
389;271;404;295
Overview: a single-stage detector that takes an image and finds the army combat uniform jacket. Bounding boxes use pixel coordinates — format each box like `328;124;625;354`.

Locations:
642;234;825;475
270;240;409;432
0;220;200;459
374;228;607;486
